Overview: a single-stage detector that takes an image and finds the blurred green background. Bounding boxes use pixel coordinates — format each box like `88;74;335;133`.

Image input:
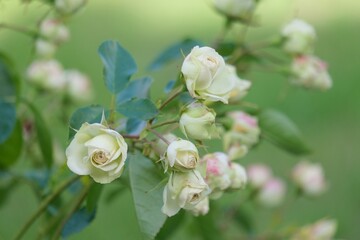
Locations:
0;0;359;239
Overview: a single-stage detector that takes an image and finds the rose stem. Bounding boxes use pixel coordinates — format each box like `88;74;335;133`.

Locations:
13;175;80;240
150;119;178;129
147;128;170;145
51;182;92;240
158;85;184;111
0;23;37;37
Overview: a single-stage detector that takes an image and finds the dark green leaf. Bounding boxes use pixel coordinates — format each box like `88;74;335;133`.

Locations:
157;211;185;240
259;109;310;155
129;152;167;240
0;101;16;144
86;183;103;212
149;39;202;71
126;118;146;135
117;99;158;120
26;101;53;168
98;40;137;94
61;207;96;238
216;42;236;57
68;105;108;140
0;53;20;99
116;77;152;104
0;120;23;168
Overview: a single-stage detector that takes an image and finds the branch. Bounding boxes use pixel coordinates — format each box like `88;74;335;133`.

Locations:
147;128;170;145
0;23;38;37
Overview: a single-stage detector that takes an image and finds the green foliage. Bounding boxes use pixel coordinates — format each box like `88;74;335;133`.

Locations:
25;101;54;168
157;211;185;240
0;120;23;168
61;207;96;238
259;109;310;155
98;40;137;94
129;152;167;240
149;38;202;71
68;105;108;140
116;77;153;104
126;118;146;135
86;183;103;212
117;99;158;120
0;53;20;100
0;101;16;144
195;208;222;240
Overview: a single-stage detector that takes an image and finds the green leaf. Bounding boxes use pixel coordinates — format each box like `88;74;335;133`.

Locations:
156;211;185;240
98;40;137;94
117;99;158;120
25;101;53;168
61;207;96;238
68;105;108;140
233;206;254;234
0;120;23;168
0;101;16;144
129;152;167;240
0;52;20;100
259;109;310;155
116;77;153;104
195;207;222;240
126;118;146;135
216;42;236;57
149;39;202;71
86;183;103;212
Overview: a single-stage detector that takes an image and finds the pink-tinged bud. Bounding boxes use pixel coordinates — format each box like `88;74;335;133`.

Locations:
292;161;327;196
229;162;247;189
63;70;92;101
257;177;286;207
40;19;70;44
291;55;332;91
247;164;272;188
291;218;337;240
201;152;232;199
35;39;57;58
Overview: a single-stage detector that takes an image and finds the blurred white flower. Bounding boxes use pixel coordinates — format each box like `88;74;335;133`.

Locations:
179;102;217;140
213;0;256;20
229;162;247;189
63;70;92;101
162;170;210;217
55;0;86;14
247;164;272;188
282;18;316;55
291;218;337;240
181;46;236;103
40;19;70;44
35;39;57;58
257;177;286;207
291;55;332;91
292;161;327;196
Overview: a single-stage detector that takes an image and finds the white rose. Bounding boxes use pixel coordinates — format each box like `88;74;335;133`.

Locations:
190;197;209;216
227;65;252;103
35;39;57;59
292;161;327;196
26;60;66;91
291;55;332;91
181;46;236;103
40;19;69;44
66;122;128;184
281;19;316;55
55;0;86;14
247;164;272;188
179;102;217;140
229;162;247;189
63;70;92;101
201;152;232;199
164;139;199;172
162;170;210;217
213;0;256;20
256;177;286;207
153;133;177;157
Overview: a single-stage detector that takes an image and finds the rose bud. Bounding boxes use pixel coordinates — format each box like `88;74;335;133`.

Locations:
179;102;217;140
227;143;248;161
290;55;332;91
164;139;199;172
247;164;272;188
55;0;87;14
291;219;337;240
162;170;210;217
181;46;236;103
256;177;286;207
227;65;252;103
35;39;57;59
213;0;257;21
63;70;92;101
40;18;69;44
66;122;128;184
229;162;247;189
292;161;327;196
153;133;177;157
190;197;210;216
281;18;316;55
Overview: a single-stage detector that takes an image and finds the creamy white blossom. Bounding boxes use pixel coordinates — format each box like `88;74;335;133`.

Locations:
201;152;232;199
153;133;177;157
40;19;69;44
292;161;327;196
291;55;332;91
35;39;57;58
213;0;256;20
56;0;86;14
291;219;337;240
229;162;247;189
63;70;92;101
257;177;286;207
26;60;66;90
282;19;316;54
247;164;272;188
190;197;210;216
181;46;236;103
227;65;252;103
164;139;199;172
179;102;217;140
66;122;128;184
162;170;210;217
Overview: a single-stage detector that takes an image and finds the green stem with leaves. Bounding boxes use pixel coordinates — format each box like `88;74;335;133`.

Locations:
13;175;80;240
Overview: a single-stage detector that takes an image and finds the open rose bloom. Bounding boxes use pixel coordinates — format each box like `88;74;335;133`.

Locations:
66;122;128;184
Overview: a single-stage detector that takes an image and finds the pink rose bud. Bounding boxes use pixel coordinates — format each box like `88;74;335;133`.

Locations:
247;164;272;188
257;177;286;207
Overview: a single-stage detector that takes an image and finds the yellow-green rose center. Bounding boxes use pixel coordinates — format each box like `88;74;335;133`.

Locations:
92;150;108;165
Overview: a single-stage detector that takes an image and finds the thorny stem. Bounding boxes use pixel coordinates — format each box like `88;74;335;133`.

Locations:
13;175;80;240
51;182;92;240
147;128;170;145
